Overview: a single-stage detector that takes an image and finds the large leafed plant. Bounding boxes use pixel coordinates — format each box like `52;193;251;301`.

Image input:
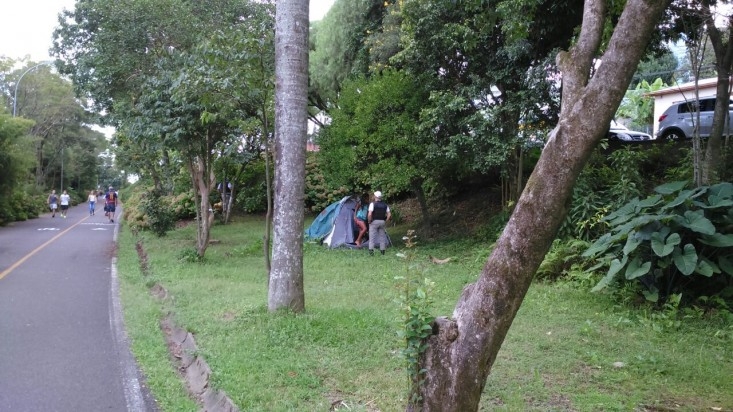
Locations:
583;181;733;305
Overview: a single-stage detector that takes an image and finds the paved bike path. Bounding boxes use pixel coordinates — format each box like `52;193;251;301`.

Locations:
0;203;156;411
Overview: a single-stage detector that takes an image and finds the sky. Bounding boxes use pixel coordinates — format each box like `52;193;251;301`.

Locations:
0;0;336;62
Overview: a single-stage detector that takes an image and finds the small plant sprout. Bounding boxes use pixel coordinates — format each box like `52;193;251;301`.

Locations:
394;230;434;407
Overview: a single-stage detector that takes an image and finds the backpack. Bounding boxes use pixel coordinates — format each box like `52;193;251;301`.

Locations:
105;191;116;204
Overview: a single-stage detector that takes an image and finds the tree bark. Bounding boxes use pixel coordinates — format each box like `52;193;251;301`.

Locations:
702;9;733;185
412;0;671;410
268;0;309;312
190;155;215;258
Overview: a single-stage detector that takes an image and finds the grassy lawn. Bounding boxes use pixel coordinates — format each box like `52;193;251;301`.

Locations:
116;215;733;411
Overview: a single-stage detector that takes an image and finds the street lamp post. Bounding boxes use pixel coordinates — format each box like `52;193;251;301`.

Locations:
60;147;65;193
12;61;53;117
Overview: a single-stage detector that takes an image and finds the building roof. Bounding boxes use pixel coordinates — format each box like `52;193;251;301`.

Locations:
646;77;719;97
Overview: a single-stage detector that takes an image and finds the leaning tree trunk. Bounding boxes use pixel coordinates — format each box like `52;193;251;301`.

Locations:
410;0;671;410
268;0;308;312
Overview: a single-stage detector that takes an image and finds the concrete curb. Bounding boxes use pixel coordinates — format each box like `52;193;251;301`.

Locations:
160;307;239;412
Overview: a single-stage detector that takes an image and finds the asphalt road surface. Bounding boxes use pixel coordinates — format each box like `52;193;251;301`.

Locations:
0;202;157;411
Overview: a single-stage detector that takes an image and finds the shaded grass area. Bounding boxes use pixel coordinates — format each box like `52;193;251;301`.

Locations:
117;216;733;411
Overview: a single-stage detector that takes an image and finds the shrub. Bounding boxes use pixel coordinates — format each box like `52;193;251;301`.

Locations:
141;190;175;237
124;186;195;233
583;181;733;308
473;209;510;243
562;148;646;240
305;154;349;212
536;238;592;282
168;191;196;220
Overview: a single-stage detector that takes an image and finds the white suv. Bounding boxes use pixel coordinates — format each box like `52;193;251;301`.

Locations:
656;97;733;140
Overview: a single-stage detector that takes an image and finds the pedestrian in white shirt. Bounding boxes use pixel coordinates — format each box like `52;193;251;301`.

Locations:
60;190;71;218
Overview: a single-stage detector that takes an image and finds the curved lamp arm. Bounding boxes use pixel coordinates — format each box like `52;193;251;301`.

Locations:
12;61;53;117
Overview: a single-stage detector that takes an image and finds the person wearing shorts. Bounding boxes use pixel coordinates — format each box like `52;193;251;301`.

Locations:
60;190;71;218
105;186;118;223
47;190;58;218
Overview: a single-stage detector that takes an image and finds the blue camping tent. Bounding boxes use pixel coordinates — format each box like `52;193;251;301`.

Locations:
305;196;359;248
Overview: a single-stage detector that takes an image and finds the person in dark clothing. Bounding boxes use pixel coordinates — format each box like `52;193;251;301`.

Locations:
367;191;391;255
104;186;118;223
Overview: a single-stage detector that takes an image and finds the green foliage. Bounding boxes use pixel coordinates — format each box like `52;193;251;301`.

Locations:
177;247;204;263
319;70;431;198
140;190;175;237
168;191;196;221
584;181;733;307
473;209;511;243
309;0;385;109
536;239;593;282
304;153;349;212
124;185;195;233
116;215;733;410
0;190;45;225
393;230;434;407
562;147;647;240
0;112;50;224
630;49;677;88
616;78;667;130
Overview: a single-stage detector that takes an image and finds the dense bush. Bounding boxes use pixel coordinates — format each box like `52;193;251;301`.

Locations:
168;191;196;220
561;147;647;240
0;190;46;225
141;190;175;237
124;186;195;234
305;154;349;212
583;181;733;308
536;238;592;282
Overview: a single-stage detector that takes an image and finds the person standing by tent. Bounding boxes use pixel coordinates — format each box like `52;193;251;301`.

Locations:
368;191;391;255
353;194;369;246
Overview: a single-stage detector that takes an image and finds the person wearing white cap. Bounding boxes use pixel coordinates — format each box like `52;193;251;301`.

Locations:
367;191;391;255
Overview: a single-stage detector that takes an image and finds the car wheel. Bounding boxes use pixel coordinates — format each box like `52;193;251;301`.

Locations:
662;130;685;141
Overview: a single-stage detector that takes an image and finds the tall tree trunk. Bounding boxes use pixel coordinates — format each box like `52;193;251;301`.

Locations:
264;132;273;276
268;0;308;312
259;100;274;275
411;0;670;410
701;10;733;185
189;155;215;258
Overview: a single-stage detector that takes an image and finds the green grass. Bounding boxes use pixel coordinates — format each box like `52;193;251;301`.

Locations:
117;216;733;411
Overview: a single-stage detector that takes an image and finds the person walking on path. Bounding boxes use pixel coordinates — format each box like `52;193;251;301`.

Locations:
60;190;71;218
104;186;118;223
47;190;58;218
88;190;97;216
368;191;391;255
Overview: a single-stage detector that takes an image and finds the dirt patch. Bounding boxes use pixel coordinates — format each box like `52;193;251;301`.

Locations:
325;390;381;412
136;240;149;275
149;283;167;300
392;186;503;239
175;219;194;229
